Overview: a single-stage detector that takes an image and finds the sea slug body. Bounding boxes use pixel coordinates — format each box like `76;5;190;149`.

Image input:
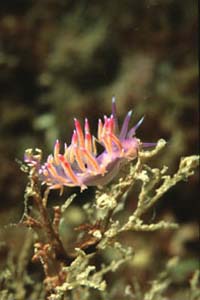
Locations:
24;97;155;191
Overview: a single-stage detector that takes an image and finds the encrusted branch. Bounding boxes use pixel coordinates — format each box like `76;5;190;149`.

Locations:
98;154;199;246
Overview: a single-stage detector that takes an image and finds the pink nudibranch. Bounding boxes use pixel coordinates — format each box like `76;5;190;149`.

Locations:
24;97;156;191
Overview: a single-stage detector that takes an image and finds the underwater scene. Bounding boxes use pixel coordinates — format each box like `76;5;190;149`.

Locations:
0;1;199;299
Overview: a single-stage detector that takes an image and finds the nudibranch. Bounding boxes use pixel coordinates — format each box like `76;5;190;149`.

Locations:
24;98;155;191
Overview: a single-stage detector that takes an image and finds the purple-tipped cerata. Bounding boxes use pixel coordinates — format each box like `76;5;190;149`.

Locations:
24;98;156;191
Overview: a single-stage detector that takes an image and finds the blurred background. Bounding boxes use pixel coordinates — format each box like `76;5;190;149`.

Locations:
0;0;199;298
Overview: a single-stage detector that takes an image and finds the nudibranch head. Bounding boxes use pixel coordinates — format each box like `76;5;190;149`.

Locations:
24;97;155;191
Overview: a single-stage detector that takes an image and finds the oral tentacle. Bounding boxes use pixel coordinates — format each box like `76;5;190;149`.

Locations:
119;110;133;140
127;116;145;138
